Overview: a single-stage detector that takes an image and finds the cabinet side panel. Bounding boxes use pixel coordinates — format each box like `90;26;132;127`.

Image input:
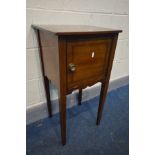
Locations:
39;30;60;88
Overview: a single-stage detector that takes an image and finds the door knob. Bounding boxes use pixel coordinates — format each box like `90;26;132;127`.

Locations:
69;63;76;72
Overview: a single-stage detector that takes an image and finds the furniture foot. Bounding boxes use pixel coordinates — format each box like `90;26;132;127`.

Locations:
96;82;109;125
44;76;52;117
59;95;66;145
78;89;82;105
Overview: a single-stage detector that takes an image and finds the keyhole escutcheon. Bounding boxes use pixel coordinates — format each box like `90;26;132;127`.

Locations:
91;51;95;58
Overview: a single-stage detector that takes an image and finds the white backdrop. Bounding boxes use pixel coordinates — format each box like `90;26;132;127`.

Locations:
26;0;129;108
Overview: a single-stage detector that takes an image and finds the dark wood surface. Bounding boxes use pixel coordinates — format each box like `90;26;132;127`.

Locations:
33;25;121;145
67;38;112;91
32;25;122;35
39;30;60;89
96;35;118;125
58;37;67;145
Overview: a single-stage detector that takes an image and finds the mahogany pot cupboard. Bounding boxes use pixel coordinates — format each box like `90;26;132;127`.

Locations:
32;25;122;145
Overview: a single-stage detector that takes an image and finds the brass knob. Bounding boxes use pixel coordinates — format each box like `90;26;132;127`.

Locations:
69;63;76;72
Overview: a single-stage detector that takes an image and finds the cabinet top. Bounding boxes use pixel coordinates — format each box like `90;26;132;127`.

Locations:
32;25;122;35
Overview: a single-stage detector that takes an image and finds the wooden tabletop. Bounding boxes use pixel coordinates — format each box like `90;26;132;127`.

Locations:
32;25;122;35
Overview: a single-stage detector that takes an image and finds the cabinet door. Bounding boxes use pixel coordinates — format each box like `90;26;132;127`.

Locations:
67;38;112;91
